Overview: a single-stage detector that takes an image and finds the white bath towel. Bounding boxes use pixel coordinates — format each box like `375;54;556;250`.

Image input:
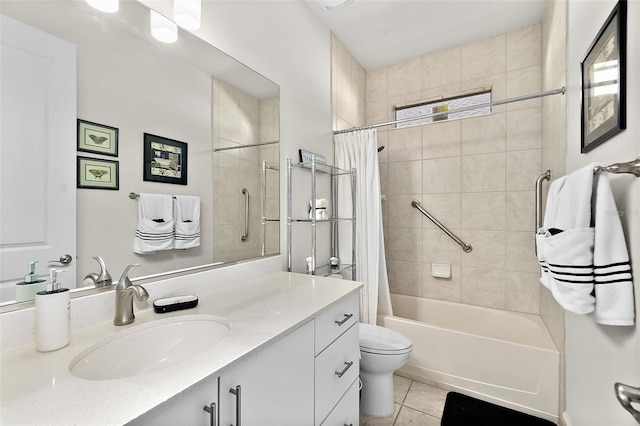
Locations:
133;193;174;254
536;163;634;325
174;195;200;250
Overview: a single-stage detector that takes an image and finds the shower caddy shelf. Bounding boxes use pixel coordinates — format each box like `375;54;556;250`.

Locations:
287;156;356;280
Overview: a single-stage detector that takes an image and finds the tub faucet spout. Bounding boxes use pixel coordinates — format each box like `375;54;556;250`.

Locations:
114;263;149;326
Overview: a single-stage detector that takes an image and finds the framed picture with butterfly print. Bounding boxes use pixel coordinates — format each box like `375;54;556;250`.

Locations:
77;156;119;190
77;119;119;157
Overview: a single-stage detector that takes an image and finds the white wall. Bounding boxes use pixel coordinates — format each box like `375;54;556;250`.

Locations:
565;0;640;424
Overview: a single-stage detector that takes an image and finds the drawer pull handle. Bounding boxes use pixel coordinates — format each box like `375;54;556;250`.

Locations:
203;402;216;426
335;313;353;326
335;361;354;378
344;424;353;426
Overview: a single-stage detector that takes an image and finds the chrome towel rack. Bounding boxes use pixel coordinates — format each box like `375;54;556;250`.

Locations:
535;158;639;233
411;200;472;253
594;157;640;176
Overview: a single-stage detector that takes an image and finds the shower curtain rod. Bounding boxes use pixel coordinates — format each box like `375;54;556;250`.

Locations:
332;87;566;135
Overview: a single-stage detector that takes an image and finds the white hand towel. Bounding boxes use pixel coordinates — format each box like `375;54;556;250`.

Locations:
133;193;174;254
592;172;634;325
536;163;634;325
174;195;200;249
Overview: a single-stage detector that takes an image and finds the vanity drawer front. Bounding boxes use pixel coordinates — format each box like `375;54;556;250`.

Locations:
320;377;359;426
315;292;359;355
315;323;359;425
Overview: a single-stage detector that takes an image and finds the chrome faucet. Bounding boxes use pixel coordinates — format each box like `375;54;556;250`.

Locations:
84;256;113;288
114;263;149;326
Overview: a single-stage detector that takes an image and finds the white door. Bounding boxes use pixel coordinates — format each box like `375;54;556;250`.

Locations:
0;15;76;303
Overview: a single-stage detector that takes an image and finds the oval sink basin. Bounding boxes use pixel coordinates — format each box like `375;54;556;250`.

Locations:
69;315;230;381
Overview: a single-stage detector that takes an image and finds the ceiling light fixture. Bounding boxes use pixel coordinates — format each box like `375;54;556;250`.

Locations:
174;0;201;30
150;10;178;43
85;0;119;13
318;0;356;12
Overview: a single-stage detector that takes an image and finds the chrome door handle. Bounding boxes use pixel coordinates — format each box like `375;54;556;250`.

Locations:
230;385;241;426
335;313;353;326
49;254;73;265
335;361;354;378
203;402;216;426
615;382;640;423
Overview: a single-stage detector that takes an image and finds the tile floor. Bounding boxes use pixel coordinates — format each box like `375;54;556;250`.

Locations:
360;375;448;426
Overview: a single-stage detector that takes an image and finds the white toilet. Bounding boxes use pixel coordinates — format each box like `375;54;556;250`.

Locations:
359;323;413;417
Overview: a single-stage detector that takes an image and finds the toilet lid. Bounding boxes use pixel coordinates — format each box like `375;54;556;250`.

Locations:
359;324;412;354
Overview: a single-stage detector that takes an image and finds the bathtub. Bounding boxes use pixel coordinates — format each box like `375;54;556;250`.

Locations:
379;293;559;422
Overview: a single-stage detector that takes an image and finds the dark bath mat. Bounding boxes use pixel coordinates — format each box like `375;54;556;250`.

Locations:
441;392;556;426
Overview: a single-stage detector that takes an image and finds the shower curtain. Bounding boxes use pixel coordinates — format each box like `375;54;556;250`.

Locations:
334;129;393;324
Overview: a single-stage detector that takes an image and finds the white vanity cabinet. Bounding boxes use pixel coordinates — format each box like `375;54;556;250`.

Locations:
314;293;360;425
128;374;219;425
131;320;314;426
218;320;315;425
128;290;360;426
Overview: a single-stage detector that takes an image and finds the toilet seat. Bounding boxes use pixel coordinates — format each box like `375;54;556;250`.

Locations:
359;323;413;355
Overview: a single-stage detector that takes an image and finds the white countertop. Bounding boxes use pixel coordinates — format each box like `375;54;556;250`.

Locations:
0;272;362;425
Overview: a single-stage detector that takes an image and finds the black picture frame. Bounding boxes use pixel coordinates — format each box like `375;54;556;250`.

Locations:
77;119;119;157
143;133;188;185
580;0;627;153
77;156;119;190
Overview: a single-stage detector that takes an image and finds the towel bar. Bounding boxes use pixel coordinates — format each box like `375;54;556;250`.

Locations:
129;192;176;199
594;158;640;177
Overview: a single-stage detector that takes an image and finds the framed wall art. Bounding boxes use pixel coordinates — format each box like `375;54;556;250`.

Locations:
143;133;188;185
77;119;119;157
580;0;627;153
77;156;119;190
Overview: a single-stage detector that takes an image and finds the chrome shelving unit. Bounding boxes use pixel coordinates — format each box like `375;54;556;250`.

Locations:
287;156;356;280
261;160;280;256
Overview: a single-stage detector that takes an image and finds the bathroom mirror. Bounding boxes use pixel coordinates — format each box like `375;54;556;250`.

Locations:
0;0;280;305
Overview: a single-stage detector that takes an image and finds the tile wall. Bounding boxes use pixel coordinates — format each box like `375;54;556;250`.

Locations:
212;78;280;262
367;24;544;314
541;0;567;416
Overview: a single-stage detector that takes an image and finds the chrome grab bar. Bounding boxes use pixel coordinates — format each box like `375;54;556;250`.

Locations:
241;188;249;242
615;382;640;423
411;200;472;253
536;170;551;231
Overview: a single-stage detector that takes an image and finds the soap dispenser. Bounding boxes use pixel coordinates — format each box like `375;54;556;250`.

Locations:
15;261;47;302
35;268;70;352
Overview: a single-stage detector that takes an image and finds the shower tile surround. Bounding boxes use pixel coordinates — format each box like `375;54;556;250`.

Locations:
336;24;544;315
212;79;280;263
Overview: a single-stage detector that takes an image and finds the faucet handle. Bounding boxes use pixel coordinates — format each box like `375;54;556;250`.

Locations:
92;256;113;286
117;263;140;289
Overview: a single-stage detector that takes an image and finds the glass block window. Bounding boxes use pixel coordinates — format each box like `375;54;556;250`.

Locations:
394;90;492;128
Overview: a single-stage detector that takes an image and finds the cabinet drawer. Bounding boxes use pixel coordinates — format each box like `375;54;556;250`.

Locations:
315;292;359;355
315;323;359;425
320;377;359;426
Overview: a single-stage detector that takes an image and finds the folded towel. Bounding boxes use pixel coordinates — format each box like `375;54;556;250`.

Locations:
134;193;174;254
592;171;634;325
174;195;200;249
536;163;634;325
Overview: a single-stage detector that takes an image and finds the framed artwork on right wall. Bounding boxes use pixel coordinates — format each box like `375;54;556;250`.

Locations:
580;0;627;153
